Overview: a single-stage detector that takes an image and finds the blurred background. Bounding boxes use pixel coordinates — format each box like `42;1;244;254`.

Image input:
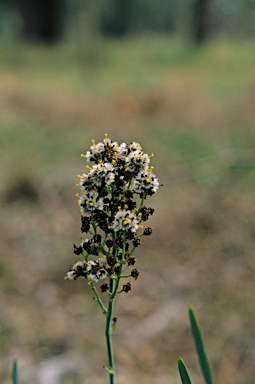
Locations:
1;1;255;383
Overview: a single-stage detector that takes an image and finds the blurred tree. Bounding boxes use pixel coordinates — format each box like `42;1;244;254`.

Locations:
77;0;102;67
1;0;255;43
192;0;212;43
15;0;64;42
175;0;193;40
176;0;212;43
101;0;133;36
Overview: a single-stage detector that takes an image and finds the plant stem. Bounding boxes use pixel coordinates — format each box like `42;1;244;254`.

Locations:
105;278;115;384
136;191;146;216
90;279;107;316
112;235;126;297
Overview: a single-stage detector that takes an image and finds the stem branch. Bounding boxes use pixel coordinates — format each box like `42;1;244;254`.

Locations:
105;279;115;384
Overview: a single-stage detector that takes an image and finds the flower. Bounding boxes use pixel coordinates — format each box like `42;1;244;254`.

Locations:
85;135;119;163
86;255;108;283
117;141;142;157
125;150;150;174
79;162;115;192
65;261;86;280
69;136;159;296
86;141;105;162
90;162;115;187
112;209;139;233
132;169;159;195
79;190;104;215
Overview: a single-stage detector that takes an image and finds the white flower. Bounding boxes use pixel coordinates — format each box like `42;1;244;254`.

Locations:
98;254;107;266
66;270;75;280
86;142;105;162
125;150;150;173
87;260;96;271
112;209;139;232
117;143;129;156
132;169;159;194
89;269;107;283
86;136;118;163
103;138;118;149
87;256;107;283
79;172;93;190
90;163;115;187
79;162;115;191
79;190;104;215
65;261;86;280
129;142;142;152
81;238;90;247
117;142;142;157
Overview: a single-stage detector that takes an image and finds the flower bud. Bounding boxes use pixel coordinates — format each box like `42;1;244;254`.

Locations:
100;283;109;292
122;282;132;293
143;227;153;236
73;244;83;255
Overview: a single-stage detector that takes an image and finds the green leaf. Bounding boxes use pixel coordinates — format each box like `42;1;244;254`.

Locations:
178;358;193;384
12;360;18;384
103;365;114;375
189;307;213;384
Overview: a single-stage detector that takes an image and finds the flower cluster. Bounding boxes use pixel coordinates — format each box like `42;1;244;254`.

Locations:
66;135;159;296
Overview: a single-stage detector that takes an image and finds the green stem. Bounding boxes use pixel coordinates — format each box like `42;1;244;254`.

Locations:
112;235;126;297
103;233;108;246
100;243;109;254
130;246;136;255
90;279;107;316
105;278;115;384
136;191;146;216
90;212;97;234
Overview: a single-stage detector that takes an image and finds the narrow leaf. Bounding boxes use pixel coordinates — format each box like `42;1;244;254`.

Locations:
103;365;114;375
189;307;213;384
12;360;18;384
178;358;193;384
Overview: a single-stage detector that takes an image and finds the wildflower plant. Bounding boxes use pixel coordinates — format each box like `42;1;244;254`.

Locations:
66;135;159;384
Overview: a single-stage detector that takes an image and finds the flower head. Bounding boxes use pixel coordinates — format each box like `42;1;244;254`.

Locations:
65;261;86;280
87;255;108;283
79;190;104;215
132;169;159;195
125;150;150;174
112;209;139;233
69;136;159;298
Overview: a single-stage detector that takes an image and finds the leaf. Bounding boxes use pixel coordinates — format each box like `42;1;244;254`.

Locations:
103;365;114;375
178;358;193;384
12;360;18;384
189;307;213;384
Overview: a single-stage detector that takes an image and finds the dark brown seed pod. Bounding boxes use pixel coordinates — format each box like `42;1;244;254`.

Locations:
122;282;132;293
73;244;83;255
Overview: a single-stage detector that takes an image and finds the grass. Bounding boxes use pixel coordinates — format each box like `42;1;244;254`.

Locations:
1;34;255;198
1;36;255;96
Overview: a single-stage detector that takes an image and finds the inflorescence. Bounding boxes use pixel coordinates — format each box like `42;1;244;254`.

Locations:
66;135;159;299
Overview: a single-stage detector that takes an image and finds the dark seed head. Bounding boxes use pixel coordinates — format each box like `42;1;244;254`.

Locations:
131;268;140;280
122;282;132;293
143;227;153;236
93;234;102;243
106;239;113;248
133;237;141;247
100;283;109;292
73;244;83;255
